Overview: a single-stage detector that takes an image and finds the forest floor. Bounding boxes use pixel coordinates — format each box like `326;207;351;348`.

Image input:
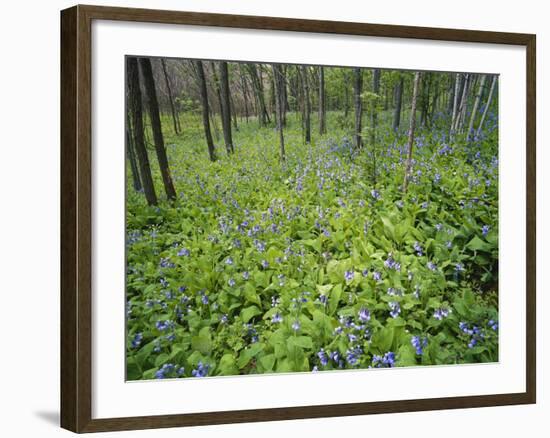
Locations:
125;110;499;380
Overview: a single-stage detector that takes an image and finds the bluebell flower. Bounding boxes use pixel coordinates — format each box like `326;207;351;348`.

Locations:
446;241;452;249
362;268;369;277
411;335;428;355
177;248;190;257
488;320;498;331
389;301;401;318
201;294;209;305
316;349;329;367
358;307;371;322
427;261;437;271
482;225;490;236
242;271;250;280
319;294;328;305
371;189;381;200
191;361;209;377
271;313;283;324
130;332;143;349
220;314;228;324
455;263;465;272
155;320;171;331
177;367;185;376
433;307;451;320
228;278;236;287
344;270;355;282
155;363;175;379
413;241;423;256
373;271;382;282
261;260;269;269
435;223;443;231
291;320;301;332
225;257;233;265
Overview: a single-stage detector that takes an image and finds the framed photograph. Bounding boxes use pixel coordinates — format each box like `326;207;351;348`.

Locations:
60;4;536;433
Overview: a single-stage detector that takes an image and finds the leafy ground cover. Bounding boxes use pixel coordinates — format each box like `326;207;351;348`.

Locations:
126;111;499;380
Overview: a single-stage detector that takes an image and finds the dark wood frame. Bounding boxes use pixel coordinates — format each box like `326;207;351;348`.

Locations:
61;4;536;433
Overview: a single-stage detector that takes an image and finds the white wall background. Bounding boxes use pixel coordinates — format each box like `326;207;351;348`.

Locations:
0;0;545;436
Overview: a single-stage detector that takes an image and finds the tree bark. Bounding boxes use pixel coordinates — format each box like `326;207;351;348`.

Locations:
126;116;142;192
467;74;487;142
218;61;234;154
402;72;421;193
393;75;404;131
194;60;217;162
450;73;461;135
301;66;311;144
160;59;181;135
371;69;381;182
476;75;497;138
246;64;270;126
318;66;326;135
126;57;157;206
353;68;363;150
239;65;250;123
139;57;177;201
272;64;286;162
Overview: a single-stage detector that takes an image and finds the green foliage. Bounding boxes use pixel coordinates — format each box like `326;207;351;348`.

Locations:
126;107;499;380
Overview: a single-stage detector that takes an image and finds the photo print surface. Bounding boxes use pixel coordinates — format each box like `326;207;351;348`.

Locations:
125;57;499;381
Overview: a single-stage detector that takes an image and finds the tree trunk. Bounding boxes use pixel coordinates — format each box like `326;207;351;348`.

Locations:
239;65;250;123
457;74;471;133
353;68;363;150
476;75;497;138
160;59;181;135
194;60;217;162
371;69;381;182
402;72;421;193
393;76;404;131
247;64;270;126
467;74;487;142
450;73;461;135
126;116;142;192
139;57;177;201
218;61;234;154
126;57;157;206
301;66;311;144
318;66;326;135
272;64;286;162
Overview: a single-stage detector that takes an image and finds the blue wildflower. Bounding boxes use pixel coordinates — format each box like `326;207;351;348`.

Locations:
191;361;209;377
358;307;371;322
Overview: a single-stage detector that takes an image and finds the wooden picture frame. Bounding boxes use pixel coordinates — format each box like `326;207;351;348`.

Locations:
60;4;536;433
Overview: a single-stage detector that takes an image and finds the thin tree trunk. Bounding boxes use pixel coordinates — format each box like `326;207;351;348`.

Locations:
160;59;181;135
467;74;487;142
402;72;421;193
194;60;217;162
272;64;286;162
218;61;234;154
318;66;326;135
476;75;497;138
301;66;311;144
393;76;404;131
371;69;381;182
453;73;470;133
139;58;177;201
353;68;363;150
247;64;270;126
239;65;250;123
127;57;157;206
450;73;461;135
457;74;471;133
126;116;142;192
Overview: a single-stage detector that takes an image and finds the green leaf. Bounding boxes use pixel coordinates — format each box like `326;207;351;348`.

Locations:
328;283;342;315
372;327;394;352
241;305;262;323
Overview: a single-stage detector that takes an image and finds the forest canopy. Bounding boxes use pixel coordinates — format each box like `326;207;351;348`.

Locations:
125;57;499;380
